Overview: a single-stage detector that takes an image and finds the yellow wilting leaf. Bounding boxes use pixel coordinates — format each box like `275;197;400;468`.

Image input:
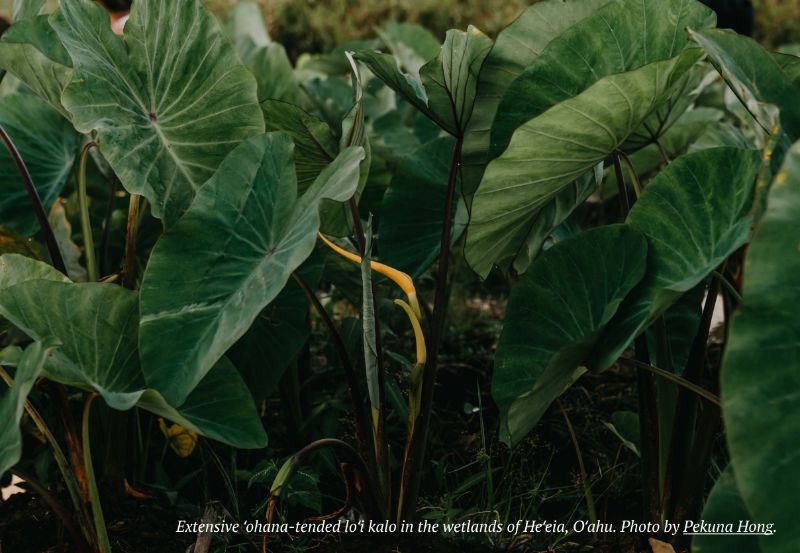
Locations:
648;538;676;553
158;418;198;458
318;232;422;319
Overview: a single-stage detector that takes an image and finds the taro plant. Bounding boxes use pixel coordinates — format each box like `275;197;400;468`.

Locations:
0;0;799;552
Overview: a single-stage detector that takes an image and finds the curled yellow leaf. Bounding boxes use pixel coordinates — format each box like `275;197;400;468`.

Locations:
318;232;422;319
158;418;198;458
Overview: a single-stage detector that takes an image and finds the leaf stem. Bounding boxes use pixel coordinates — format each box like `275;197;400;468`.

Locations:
559;403;597;526
121;194;139;289
99;176;119;277
291;273;377;482
82;394;112;553
612;152;631;217
0;124;66;274
663;276;722;522
617;357;721;407
263;438;384;552
78;142;98;282
399;135;463;521
615;149;642;199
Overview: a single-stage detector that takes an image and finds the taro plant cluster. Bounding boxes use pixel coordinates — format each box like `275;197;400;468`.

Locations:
0;0;798;552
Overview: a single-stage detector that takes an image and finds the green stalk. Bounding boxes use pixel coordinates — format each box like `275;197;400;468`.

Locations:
560;403;597;525
77;142;98;282
399;136;463;522
121;194;140;289
82;394;112;553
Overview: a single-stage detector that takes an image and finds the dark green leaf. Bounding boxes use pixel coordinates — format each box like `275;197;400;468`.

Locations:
690;28;800;140
491;0;715;160
721;142;800;553
591;147;761;371
0;93;79;236
379;136;460;276
0;15;72;117
493;225;647;445
692;466;762;553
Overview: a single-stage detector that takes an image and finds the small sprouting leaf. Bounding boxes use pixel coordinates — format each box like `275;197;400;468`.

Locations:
355;25;492;136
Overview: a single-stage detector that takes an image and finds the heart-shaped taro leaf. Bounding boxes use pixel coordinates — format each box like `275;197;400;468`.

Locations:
0;255;266;447
140;133;364;405
50;0;265;228
691;28;800;141
461;0;611;199
490;0;715;161
0;93;79;237
379;136;462;277
0;15;73;118
589;147;762;371
720;143;800;553
466;51;701;278
493;224;647;445
138;357;267;449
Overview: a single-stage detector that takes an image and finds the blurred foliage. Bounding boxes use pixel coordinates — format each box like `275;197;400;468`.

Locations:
0;0;796;55
753;0;800;48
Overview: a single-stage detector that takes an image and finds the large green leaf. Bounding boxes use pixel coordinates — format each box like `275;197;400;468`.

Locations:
379;136;460;276
0;15;73;118
690;29;800;141
604;107;726;193
590;147;761;371
461;0;611;199
355;26;491;136
512;165;600;275
0;255;266;447
0;339;58;477
466;52;701;277
50;0;265;228
140;133;364;405
137;357;267;449
0;93;79;237
0;271;145;409
692;466;762;553
229;253;324;403
721;143;800;553
493;225;647;445
491;0;715;160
